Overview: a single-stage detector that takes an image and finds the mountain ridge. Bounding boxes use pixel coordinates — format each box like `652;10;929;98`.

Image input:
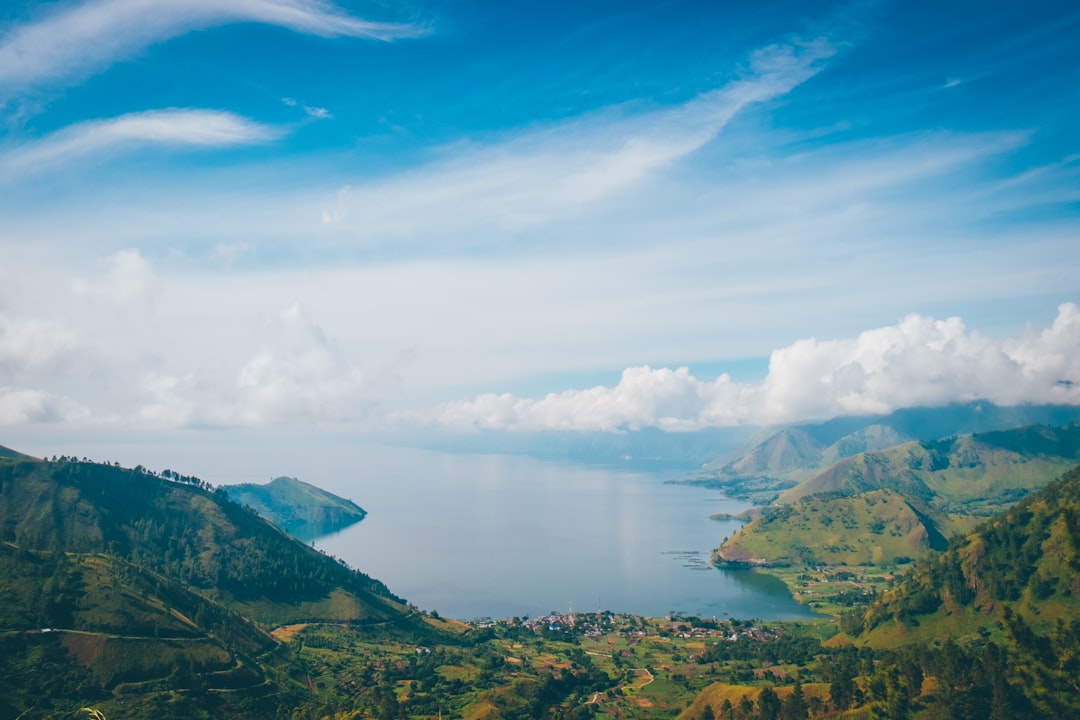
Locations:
716;422;1080;568
690;403;1080;503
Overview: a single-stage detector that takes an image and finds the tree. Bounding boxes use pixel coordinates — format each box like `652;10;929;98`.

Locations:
756;687;781;720
868;663;910;720
781;679;807;720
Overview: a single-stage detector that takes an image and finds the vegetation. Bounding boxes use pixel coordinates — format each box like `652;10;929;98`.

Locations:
0;454;402;624
849;465;1080;642
683;404;1080;503
716;423;1080;571
222;476;368;541
0;449;426;718
3;439;1080;719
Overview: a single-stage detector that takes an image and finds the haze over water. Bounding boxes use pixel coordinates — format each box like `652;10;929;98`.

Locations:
312;445;816;621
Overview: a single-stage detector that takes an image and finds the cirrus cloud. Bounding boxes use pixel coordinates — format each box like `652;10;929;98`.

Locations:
0;109;280;175
0;0;423;92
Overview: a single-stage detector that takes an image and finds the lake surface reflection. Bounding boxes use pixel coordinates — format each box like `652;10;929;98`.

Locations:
312;446;815;621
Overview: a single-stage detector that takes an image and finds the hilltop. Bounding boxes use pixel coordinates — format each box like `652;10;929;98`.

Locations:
849;464;1080;645
0;447;437;719
716;422;1080;568
687;403;1080;503
0;455;403;625
222;475;367;541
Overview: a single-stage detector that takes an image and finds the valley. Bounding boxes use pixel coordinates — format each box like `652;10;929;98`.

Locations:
4;405;1080;719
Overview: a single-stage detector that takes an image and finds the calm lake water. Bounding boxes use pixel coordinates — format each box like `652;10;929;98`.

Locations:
311;445;815;621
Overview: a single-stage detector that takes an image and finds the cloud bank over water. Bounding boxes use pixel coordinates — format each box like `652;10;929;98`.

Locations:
428;303;1080;432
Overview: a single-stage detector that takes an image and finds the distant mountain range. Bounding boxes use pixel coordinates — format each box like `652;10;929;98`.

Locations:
716;422;1080;567
402;425;757;471
686;403;1080;502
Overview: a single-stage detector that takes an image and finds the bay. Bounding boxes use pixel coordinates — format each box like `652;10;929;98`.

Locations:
312;445;816;622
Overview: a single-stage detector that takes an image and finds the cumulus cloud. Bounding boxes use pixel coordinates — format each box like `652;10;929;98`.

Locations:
132;301;374;428
0;387;83;425
0;0;422;91
71;248;157;306
231;301;370;424
428;303;1080;432
0;109;279;175
0;314;78;377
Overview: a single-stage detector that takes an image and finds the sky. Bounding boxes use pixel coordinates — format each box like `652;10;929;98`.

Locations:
1;0;1079;465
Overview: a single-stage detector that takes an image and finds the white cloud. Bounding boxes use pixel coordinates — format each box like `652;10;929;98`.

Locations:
0;314;78;376
317;38;836;241
131;301;374;428
428;303;1080;432
0;387;83;425
0;0;422;91
71;248;157;306
230;301;371;424
0;109;279;175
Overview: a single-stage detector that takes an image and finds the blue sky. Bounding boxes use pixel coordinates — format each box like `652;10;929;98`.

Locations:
0;0;1078;449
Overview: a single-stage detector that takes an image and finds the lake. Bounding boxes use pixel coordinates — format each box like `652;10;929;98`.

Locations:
310;445;816;621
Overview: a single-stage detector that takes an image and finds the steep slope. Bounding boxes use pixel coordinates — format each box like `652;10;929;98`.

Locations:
721;426;826;477
0;449;443;719
716;423;1080;568
693;404;1080;502
0;455;404;626
223;476;367;541
0;442;34;460
850;465;1080;645
715;488;947;567
0;544;285;712
780;423;1080;515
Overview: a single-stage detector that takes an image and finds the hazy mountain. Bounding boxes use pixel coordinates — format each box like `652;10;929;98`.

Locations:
716;423;1080;567
222;475;367;541
691;404;1080;502
779;423;1080;513
403;425;757;471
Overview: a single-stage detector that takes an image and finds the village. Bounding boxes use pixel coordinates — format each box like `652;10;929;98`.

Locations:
467;609;784;644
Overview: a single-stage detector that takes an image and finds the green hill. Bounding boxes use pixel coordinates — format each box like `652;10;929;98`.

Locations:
0;449;430;718
780;424;1080;515
716;423;1080;568
0;442;34;460
850;464;1080;646
0;455;403;626
690;404;1080;502
0;544;285;714
715;488;948;567
223;475;367;541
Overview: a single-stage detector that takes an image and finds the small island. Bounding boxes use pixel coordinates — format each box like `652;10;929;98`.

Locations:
223;476;367;541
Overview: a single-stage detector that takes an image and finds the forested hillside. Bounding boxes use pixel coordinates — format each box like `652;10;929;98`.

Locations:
851;465;1080;641
223;475;368;540
0;455;402;625
0;450;431;719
